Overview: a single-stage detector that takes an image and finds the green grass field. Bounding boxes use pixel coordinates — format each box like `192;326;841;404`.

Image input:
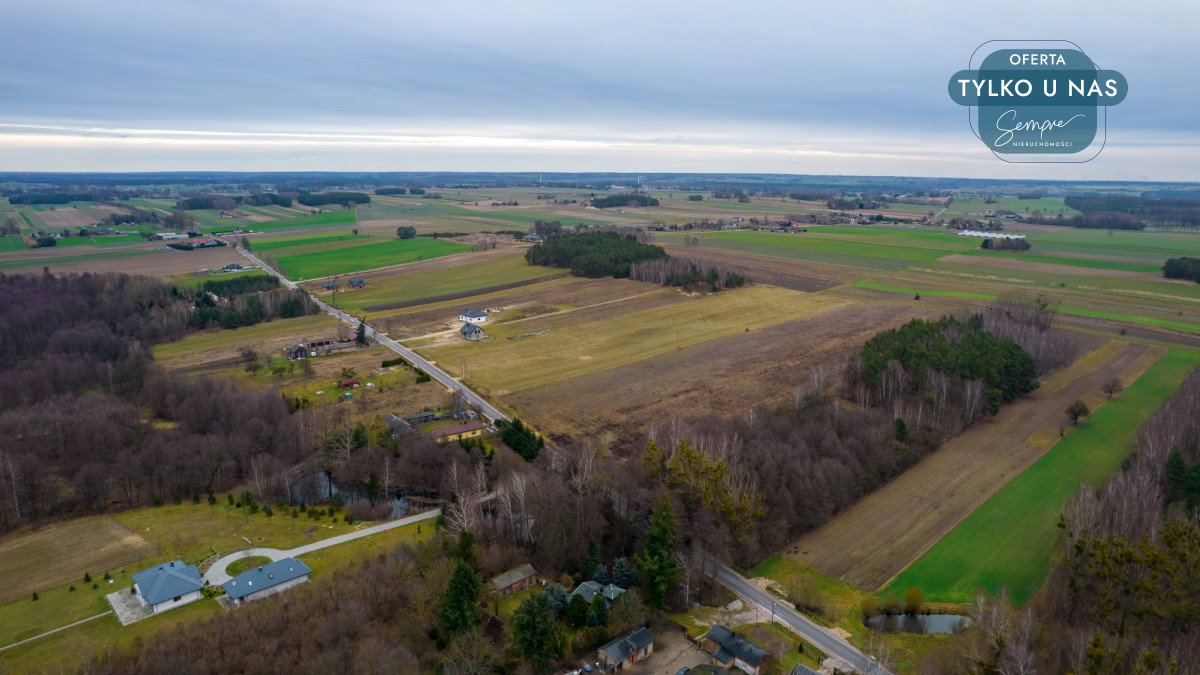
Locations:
884;348;1200;604
328;252;565;313
272;237;472;279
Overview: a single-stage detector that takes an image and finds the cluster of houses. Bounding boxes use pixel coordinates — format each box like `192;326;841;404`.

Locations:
127;557;312;617
320;277;367;291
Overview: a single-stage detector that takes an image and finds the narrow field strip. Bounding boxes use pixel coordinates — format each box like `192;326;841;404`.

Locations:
883;348;1200;604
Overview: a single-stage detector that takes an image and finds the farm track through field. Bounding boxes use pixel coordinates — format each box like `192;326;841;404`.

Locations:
789;339;1161;591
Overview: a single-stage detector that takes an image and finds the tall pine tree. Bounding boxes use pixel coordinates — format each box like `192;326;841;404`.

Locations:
637;496;680;609
438;560;482;638
511;594;563;674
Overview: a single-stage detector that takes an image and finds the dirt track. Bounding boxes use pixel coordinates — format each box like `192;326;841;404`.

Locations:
788;338;1164;591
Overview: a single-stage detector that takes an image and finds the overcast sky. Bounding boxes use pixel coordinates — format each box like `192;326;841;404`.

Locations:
1;0;1197;180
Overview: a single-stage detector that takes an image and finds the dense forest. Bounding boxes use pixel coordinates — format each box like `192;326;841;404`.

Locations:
0;272;319;532
847;314;1039;417
1164;256;1200;283
525;231;667;278
926;368;1200;672
375;187;408;195
591;194;658;208
297;191;372;207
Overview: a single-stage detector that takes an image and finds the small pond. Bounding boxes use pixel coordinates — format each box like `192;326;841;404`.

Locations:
867;613;968;635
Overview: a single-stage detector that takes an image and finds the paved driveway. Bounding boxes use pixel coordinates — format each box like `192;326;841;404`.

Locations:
203;508;440;586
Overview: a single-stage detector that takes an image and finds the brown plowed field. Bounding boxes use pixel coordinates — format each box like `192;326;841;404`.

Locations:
788;339;1164;591
0;517;159;604
506;300;936;445
660;243;856;291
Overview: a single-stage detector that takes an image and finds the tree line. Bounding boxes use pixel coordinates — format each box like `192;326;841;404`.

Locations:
627;257;745;292
591;194;658;209
8;193;95;205
296;191;372;207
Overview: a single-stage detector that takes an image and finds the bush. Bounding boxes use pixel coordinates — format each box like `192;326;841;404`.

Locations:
497;417;544;461
396;226;417;239
382;357;408;368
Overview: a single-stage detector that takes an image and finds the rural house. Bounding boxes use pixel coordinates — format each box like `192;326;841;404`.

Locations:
789;665;820;675
703;625;767;675
488;563;538;597
322;281;339;291
431;420;484;443
597;626;654;671
459;323;486;341
131;560;204;615
222;263;244;272
222;558;312;605
568;581;626;607
458;308;488;324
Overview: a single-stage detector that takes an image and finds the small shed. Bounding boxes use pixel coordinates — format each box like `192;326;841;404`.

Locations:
339;378;360;389
489;563;537;597
348;278;366;288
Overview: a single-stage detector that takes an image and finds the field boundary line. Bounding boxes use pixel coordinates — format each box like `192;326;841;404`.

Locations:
0;611;113;652
871;344;1163;593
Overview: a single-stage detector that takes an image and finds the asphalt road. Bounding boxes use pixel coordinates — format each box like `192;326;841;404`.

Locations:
235;247;509;423
711;561;888;674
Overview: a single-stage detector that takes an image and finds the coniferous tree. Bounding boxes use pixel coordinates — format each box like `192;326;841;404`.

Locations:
637;496;680;609
438;560;482;638
510;594;562;674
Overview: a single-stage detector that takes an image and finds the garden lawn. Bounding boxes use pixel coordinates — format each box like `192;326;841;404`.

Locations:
884;348;1200;604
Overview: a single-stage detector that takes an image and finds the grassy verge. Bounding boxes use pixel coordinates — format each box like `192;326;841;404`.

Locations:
884;348;1200;604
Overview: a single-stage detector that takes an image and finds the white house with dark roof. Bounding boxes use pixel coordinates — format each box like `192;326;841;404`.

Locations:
131;560;204;614
458;308;488;324
222;558;312;605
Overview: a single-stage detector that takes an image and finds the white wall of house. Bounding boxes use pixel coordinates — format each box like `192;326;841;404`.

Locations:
459;313;487;324
233;576;309;605
141;588;203;614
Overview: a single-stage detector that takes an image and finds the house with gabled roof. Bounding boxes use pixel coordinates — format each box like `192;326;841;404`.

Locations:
222;558;312;605
703;625;767;675
597;626;654;670
131;560;204;614
459;323;486;341
568;580;626;606
458;308;488;324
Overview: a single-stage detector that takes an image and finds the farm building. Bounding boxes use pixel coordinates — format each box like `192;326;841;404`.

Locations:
568;581;626;606
223;263;244;272
597;626;654;671
458;308;488;324
131;560;204;615
386;413;414;437
405;410;439;426
460;323;486;341
431;420;484;444
521;232;543;243
489;563;537;597
322;281;339;291
285;337;358;359
348;277;366;288
152;232;189;241
703;625;767;675
222;558;312;605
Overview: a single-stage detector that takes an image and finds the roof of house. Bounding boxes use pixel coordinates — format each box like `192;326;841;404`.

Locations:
431;421;484;438
789;665;820;675
459;308;487;318
222;558;312;600
132;560;203;605
223;264;243;270
705;625;766;667
349;278;365;285
489;563;537;591
385;413;412;431
569;581;626;604
599;626;653;663
460;323;484;335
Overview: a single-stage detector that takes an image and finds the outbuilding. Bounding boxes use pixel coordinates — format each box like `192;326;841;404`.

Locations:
597;626;654;671
489;563;538;597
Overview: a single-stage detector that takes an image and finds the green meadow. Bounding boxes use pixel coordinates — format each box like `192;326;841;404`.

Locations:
271;237;471;279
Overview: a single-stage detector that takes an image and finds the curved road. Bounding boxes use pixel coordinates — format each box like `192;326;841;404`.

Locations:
235;247;508;423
